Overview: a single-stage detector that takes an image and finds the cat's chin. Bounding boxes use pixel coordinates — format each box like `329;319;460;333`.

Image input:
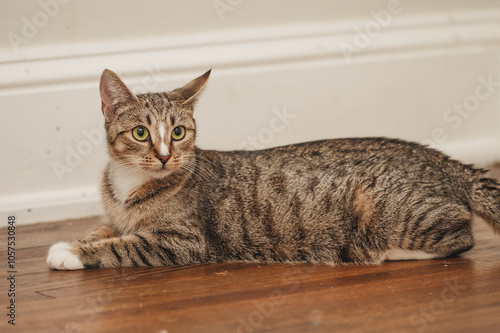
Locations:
148;167;175;179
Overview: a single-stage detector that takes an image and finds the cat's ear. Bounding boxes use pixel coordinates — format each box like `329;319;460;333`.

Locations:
99;69;138;122
170;69;211;107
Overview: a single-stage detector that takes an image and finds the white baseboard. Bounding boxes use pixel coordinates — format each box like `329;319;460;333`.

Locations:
0;187;103;226
436;137;500;167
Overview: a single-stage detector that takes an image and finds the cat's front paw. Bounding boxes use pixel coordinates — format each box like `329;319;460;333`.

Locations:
47;242;84;270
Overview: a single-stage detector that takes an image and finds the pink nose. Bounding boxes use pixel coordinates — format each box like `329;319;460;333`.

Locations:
157;155;170;164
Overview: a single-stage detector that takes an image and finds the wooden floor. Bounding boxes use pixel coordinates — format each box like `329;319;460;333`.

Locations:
2;167;500;333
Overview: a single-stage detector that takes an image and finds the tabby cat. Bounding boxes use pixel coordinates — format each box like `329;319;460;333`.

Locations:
47;69;500;270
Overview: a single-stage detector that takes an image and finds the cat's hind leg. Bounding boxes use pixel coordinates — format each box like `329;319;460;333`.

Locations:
384;249;438;261
385;202;474;261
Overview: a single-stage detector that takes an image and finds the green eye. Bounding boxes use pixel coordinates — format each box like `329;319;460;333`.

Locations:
132;126;150;141
171;126;186;141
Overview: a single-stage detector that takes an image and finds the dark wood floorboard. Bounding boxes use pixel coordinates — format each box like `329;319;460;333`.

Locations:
1;166;500;333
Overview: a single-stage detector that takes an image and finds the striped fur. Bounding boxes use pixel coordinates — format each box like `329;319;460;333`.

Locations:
48;69;500;269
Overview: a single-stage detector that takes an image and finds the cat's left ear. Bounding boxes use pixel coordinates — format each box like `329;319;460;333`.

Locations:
170;69;211;107
100;69;138;122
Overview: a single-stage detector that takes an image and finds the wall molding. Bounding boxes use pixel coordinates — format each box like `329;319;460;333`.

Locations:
1;8;498;94
0;187;103;226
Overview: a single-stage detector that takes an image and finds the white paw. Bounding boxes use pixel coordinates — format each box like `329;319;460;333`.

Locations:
47;242;84;270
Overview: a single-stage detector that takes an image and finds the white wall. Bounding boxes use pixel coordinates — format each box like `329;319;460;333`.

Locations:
1;0;499;225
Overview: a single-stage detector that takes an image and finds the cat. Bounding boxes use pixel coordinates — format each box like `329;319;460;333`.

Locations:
47;69;500;270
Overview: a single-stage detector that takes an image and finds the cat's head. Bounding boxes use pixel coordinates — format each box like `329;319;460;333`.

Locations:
99;69;210;178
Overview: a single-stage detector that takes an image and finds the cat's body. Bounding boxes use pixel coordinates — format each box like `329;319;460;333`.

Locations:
47;70;500;270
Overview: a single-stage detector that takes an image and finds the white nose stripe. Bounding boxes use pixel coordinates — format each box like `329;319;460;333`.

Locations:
160;143;169;156
158;122;169;156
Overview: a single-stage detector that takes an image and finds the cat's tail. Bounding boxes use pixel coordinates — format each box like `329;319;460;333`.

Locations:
469;173;500;235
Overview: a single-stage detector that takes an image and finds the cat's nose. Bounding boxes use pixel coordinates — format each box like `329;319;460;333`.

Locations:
156;155;170;164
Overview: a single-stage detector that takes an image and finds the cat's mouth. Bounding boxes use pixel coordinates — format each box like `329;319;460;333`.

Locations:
148;163;177;178
129;157;183;178
153;163;170;172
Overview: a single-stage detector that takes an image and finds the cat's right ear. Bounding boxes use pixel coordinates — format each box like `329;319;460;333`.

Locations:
99;69;138;122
